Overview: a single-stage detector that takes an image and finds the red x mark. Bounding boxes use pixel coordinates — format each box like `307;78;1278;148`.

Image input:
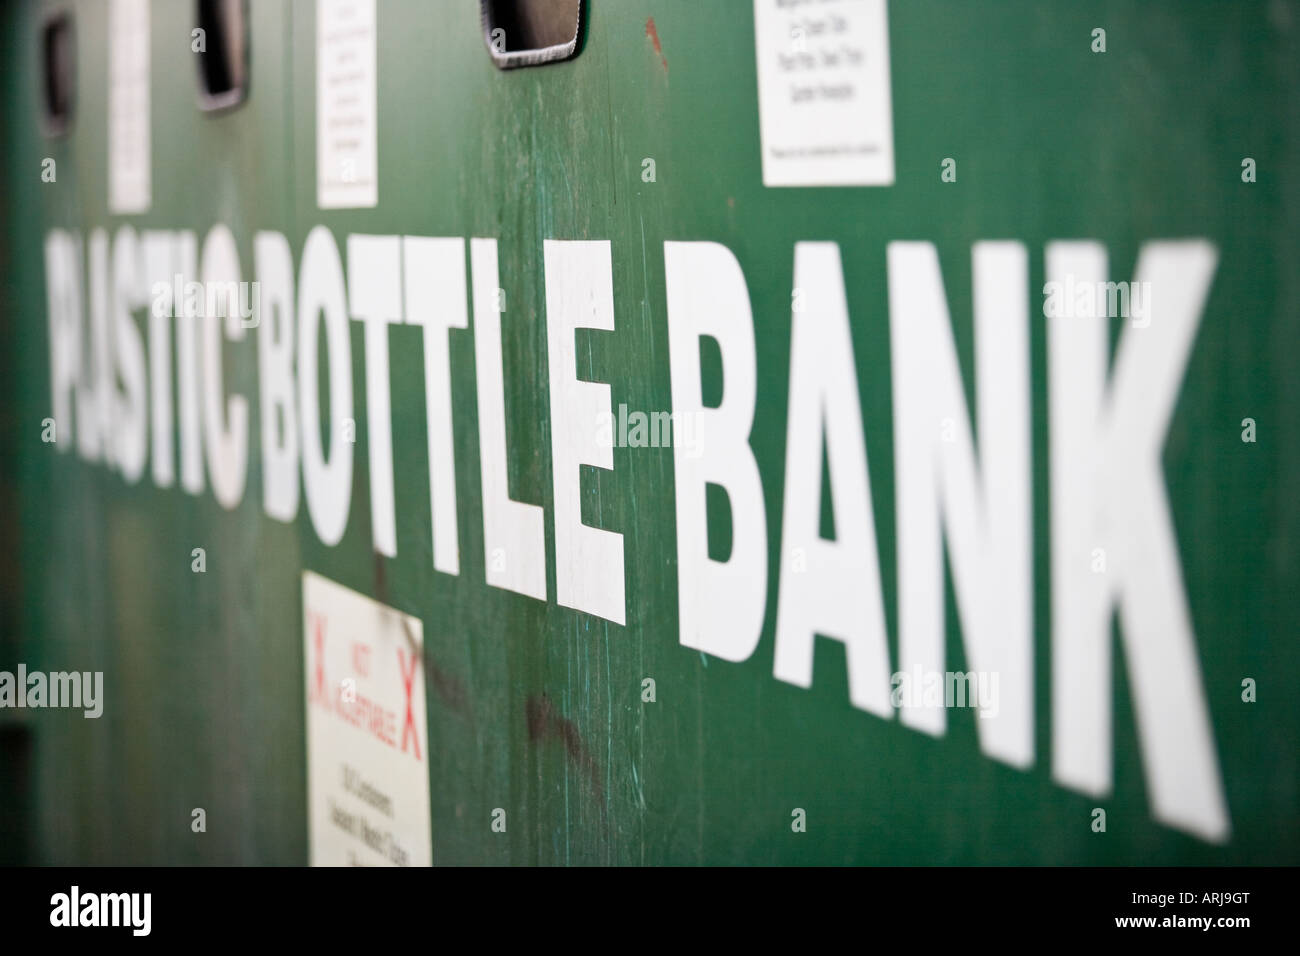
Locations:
397;647;422;761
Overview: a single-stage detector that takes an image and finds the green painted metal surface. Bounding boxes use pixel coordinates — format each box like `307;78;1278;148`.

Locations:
1;0;1297;865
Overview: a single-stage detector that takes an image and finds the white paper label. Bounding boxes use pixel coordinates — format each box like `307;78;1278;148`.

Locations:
304;572;431;866
317;0;378;208
108;0;151;213
753;0;895;187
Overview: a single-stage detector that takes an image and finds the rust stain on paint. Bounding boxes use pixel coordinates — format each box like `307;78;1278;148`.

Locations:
527;693;606;811
645;17;668;71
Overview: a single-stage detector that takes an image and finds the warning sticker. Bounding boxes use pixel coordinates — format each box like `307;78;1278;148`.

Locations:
304;571;431;866
316;0;378;208
108;0;151;213
753;0;895;187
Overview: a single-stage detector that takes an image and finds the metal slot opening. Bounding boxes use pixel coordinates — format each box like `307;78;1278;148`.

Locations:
196;0;248;111
40;12;74;136
480;0;583;70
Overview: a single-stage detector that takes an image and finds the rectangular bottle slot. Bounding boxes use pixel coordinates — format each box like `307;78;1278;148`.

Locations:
196;0;248;111
480;0;583;69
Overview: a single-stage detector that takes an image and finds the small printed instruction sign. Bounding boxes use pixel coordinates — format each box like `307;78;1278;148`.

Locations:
304;571;431;866
108;0;151;213
753;0;895;187
317;0;378;207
